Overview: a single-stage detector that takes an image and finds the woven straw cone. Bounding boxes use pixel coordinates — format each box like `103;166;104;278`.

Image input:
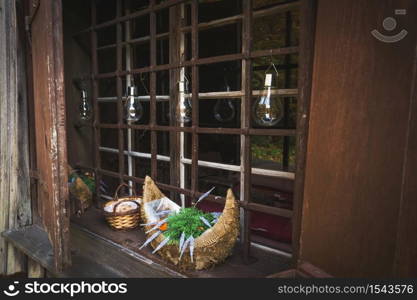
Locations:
141;176;239;270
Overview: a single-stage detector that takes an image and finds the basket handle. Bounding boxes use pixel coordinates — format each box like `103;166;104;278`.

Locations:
114;183;137;200
112;199;139;215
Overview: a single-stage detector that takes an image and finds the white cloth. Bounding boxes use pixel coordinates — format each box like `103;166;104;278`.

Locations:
104;199;140;213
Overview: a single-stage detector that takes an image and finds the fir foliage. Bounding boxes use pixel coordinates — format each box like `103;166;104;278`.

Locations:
164;207;215;243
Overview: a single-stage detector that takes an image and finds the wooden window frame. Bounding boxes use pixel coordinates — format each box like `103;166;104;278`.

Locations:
0;0;315;276
71;0;315;262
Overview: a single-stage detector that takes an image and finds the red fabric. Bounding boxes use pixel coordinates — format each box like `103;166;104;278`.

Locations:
250;211;292;243
197;201;292;244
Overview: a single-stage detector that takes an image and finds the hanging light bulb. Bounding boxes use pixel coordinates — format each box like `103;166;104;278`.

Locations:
213;84;236;123
125;86;143;122
79;90;92;121
177;76;192;123
252;64;284;127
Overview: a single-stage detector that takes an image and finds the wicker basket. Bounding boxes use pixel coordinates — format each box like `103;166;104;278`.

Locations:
104;183;141;230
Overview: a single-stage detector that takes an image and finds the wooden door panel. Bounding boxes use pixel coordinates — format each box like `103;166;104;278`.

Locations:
300;0;417;277
30;0;70;271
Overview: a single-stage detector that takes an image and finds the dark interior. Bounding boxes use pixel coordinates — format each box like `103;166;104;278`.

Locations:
62;0;299;274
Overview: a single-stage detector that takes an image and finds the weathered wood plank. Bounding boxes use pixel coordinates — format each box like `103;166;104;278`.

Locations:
300;0;417;277
0;0;32;276
393;40;417;278
292;0;317;266
30;0;71;271
71;224;185;278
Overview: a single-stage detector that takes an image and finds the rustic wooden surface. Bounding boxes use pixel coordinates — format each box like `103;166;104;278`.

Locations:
393;36;417;277
71;224;185;278
2;225;119;277
292;0;317;265
30;0;71;271
267;261;332;278
71;207;292;278
0;0;32;276
300;0;417;277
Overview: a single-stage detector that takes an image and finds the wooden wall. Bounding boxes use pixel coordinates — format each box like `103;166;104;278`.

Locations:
299;0;417;277
0;0;32;275
63;0;94;170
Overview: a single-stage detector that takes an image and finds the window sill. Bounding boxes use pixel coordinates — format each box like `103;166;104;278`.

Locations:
2;209;294;278
71;207;293;278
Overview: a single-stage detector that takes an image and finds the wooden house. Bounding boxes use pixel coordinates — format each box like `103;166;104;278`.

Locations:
0;0;416;278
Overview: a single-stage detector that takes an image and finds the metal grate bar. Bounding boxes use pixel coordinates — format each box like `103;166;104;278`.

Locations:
241;0;254;263
91;1;101;207
190;0;199;199
116;0;125;184
150;0;158;180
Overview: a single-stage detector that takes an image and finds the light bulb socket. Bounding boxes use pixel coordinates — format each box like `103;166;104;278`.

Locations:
127;86;137;96
264;74;273;87
179;81;185;93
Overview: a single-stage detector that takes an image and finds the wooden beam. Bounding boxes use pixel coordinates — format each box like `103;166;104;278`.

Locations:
30;0;71;271
99;145;295;179
393;32;417;277
181;1;300;33
292;0;317;266
0;0;32;276
169;4;181;203
95;88;298;101
240;0;253;263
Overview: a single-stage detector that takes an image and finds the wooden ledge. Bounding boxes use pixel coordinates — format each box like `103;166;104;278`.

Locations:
2;218;293;278
71;224;186;278
71;207;293;278
2;225;120;278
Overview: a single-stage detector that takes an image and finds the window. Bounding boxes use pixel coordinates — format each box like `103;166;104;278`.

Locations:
68;0;301;268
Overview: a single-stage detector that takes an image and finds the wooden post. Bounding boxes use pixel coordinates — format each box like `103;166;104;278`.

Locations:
0;0;32;276
292;0;317;265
